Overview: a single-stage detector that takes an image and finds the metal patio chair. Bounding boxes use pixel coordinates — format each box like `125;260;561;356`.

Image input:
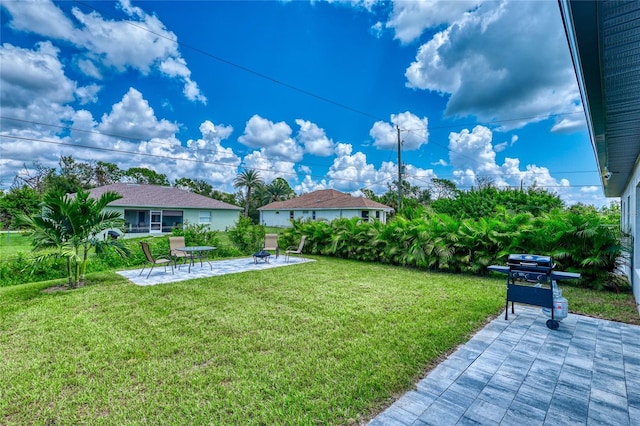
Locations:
263;233;280;258
140;241;173;278
169;236;189;269
285;235;307;263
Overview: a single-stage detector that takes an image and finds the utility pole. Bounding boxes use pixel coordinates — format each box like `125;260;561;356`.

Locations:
397;125;402;210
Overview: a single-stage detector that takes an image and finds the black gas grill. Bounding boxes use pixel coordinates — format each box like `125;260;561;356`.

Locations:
507;253;553;283
488;254;580;330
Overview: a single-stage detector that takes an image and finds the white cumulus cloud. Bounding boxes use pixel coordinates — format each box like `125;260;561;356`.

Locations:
404;1;580;131
295;119;334;157
1;0;206;103
0;42;76;108
386;0;482;44
241;150;297;184
370;111;429;150
98;88;179;141
239;115;303;162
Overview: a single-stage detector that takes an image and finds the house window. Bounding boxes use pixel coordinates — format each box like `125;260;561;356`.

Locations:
199;211;211;224
361;210;369;220
312;211;316;220
290;211;294;219
375;211;380;219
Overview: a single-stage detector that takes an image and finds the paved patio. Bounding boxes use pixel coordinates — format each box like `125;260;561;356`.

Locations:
117;255;313;286
369;305;640;426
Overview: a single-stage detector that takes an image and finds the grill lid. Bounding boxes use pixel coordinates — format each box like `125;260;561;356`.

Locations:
507;254;554;272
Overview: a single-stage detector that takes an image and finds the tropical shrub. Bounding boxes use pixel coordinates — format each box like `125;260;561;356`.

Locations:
227;216;265;254
282;207;626;291
431;186;564;219
16;189;129;287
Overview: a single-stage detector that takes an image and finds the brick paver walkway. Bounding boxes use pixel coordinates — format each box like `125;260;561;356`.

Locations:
369;305;640;425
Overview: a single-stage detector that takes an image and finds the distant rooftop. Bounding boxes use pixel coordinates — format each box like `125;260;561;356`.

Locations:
259;189;393;211
86;183;241;210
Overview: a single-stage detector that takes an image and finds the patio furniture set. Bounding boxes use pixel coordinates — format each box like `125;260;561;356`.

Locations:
252;234;307;264
140;234;307;278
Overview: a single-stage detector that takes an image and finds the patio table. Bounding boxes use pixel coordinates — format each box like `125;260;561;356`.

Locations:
176;246;216;273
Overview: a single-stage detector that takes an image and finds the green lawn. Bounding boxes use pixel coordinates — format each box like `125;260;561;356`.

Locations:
1;256;638;425
0;232;30;258
1;257;506;425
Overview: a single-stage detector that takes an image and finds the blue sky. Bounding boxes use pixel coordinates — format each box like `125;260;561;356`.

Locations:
0;0;611;206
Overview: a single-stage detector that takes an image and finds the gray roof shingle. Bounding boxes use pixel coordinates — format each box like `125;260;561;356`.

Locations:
86;183;241;210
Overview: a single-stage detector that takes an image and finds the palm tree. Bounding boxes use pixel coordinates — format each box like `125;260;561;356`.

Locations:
259;177;295;204
18;189;128;287
233;169;264;218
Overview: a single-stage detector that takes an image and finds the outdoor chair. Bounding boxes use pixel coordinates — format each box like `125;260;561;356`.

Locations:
140;241;173;278
169;236;189;269
263;233;279;258
285;235;306;263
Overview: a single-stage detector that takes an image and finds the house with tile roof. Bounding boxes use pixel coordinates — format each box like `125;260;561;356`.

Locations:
87;183;241;236
258;189;393;227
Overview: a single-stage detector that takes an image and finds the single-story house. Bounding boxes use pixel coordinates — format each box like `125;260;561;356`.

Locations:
87;183;241;236
258;189;393;227
560;1;640;311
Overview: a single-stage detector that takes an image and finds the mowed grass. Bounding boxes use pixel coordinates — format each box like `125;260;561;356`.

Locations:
1;257;506;425
0;232;31;258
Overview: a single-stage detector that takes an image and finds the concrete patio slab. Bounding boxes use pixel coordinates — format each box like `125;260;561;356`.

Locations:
117;255;314;286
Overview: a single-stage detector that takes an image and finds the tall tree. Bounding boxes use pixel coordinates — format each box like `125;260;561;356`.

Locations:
95;161;123;186
233;169;264;218
431;178;458;200
174;177;213;196
259;177;295;204
0;186;41;229
12;161;53;194
174;177;239;205
124;167;170;186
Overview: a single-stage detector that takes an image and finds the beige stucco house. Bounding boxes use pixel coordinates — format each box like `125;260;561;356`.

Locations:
87;183;241;237
258;189;393;227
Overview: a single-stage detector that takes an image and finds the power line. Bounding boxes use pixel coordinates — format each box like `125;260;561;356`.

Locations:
71;0;384;122
1;116;600;179
2;132;602;191
2;2;596;194
71;1;585;133
0;133;394;189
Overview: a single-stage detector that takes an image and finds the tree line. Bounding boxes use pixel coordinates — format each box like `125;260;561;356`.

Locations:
1;154;620;232
0;155;297;228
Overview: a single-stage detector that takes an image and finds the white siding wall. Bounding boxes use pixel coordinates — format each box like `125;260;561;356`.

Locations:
211;209;241;231
260;211;292;227
184;209;240;231
261;209;388;227
621;166;640;313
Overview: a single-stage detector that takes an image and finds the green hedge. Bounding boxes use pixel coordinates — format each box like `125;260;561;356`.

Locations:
279;207;628;292
1;207;628;292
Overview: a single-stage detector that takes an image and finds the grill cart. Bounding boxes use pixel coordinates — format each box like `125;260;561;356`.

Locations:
488;254;580;330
